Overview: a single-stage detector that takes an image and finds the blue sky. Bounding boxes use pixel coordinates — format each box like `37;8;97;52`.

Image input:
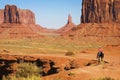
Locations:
0;0;82;29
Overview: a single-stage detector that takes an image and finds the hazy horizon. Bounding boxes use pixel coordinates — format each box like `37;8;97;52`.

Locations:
0;0;81;29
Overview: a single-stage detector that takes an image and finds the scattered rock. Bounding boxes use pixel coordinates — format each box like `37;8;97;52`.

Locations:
64;60;78;70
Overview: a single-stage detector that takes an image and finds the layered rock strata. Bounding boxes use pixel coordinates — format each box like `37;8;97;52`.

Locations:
0;5;35;25
81;0;120;23
4;5;20;23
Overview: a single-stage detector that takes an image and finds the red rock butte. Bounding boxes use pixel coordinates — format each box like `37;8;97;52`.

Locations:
79;0;120;37
0;5;35;24
81;0;120;23
0;5;77;39
0;5;46;39
62;0;120;45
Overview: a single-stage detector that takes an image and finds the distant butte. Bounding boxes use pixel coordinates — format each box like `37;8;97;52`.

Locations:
0;5;35;24
62;0;120;45
0;5;45;39
0;5;76;39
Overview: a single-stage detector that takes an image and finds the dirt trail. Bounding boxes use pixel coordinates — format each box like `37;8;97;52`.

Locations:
41;46;120;80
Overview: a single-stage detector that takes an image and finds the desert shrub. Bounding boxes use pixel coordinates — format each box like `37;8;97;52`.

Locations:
2;62;42;80
69;35;74;37
3;75;19;80
89;77;115;80
65;51;75;56
16;62;42;78
68;72;75;76
2;75;41;80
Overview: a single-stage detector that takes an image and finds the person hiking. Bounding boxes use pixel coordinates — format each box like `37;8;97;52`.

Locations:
96;47;104;63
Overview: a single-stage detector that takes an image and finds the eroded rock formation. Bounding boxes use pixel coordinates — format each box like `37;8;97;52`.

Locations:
4;5;20;23
0;10;4;24
0;5;35;25
67;14;72;24
18;9;35;24
81;0;120;23
56;14;76;34
0;54;80;79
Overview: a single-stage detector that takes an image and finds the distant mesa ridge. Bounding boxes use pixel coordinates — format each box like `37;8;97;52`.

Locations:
81;0;120;23
0;4;71;39
0;4;35;25
0;5;75;35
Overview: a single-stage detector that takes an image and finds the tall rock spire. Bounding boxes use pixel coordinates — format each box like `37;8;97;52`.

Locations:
67;14;72;24
55;14;76;34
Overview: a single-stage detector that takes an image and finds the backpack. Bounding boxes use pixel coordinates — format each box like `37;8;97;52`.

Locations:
97;51;104;58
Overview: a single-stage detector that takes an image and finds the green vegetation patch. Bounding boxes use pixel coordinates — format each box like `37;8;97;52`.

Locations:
0;38;103;54
2;62;42;80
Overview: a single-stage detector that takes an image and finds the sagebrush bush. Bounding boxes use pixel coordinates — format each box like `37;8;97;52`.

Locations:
16;62;42;78
68;72;75;76
2;62;42;80
65;51;75;56
3;75;41;80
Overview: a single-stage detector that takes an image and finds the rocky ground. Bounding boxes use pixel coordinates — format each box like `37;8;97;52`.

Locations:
42;46;120;80
0;45;120;80
0;1;120;80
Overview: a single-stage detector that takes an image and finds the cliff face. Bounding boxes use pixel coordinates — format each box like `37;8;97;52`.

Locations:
18;9;35;24
62;0;120;45
114;0;120;22
0;5;35;25
4;5;20;23
81;0;120;23
0;10;4;24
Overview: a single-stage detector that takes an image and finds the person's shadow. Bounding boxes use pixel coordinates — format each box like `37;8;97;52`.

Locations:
85;60;109;66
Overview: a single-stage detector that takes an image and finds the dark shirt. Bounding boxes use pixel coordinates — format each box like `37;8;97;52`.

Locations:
97;51;104;58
